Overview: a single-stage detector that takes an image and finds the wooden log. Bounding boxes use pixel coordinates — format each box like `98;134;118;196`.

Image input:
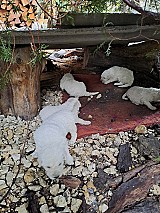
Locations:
0;46;46;120
107;164;160;213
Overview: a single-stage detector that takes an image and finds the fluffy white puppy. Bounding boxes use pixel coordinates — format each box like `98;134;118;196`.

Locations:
101;66;134;87
122;86;160;110
60;73;99;97
34;98;91;179
34;111;77;179
40;98;91;125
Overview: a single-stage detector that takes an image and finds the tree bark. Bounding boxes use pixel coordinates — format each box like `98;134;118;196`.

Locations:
0;46;46;120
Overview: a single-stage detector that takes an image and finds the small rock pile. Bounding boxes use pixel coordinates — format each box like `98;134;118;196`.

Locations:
0;88;159;213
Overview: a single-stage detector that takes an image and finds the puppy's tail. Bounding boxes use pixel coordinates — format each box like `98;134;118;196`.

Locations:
122;93;128;100
85;91;99;96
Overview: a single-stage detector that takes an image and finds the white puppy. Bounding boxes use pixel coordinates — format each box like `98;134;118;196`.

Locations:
101;66;134;87
60;73;99;97
122;86;160;110
40;98;91;125
34;98;91;179
34;111;77;179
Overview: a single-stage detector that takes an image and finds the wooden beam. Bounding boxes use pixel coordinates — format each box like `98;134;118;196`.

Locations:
0;25;160;49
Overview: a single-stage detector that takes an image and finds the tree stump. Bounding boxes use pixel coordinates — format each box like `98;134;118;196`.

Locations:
0;46;46;120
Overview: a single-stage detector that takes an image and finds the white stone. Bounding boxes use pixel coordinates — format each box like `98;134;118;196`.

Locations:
75;160;81;167
92;150;100;156
96;94;102;99
24;168;36;183
82;167;90;177
0;180;7;190
108;190;113;196
99;203;108;213
99;136;106;143
28;185;41;191
7;129;13;140
72;166;83;176
50;184;59;196
64;189;71;204
6;171;14;185
105;148;117;164
40;204;49;213
114;136;121;146
98;195;104;201
104;166;117;175
152;184;160;195
16;204;28;213
131;146;138;155
39;196;46;205
22;158;32;168
71;198;82;213
54;195;67;207
88;162;96;173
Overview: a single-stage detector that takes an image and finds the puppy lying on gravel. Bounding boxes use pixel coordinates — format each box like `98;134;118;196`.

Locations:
101;66;134;87
60;73;99;97
34;98;91;179
122;86;160;110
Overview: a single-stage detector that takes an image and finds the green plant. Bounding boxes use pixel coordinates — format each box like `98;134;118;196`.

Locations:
0;36;12;63
0;33;14;90
56;0;130;14
93;40;113;57
29;44;48;67
155;156;160;162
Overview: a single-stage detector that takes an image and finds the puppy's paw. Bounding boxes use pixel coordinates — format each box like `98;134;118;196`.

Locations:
66;155;74;165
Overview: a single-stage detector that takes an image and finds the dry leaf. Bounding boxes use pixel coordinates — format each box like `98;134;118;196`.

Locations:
1;4;7;10
26;20;32;26
29;13;35;20
22;11;28;21
13;0;19;6
19;4;28;12
15;17;21;24
7;5;12;10
32;0;37;5
8;13;16;22
28;6;33;13
20;0;30;6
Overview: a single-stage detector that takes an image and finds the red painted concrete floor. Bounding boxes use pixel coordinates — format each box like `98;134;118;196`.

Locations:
63;74;160;138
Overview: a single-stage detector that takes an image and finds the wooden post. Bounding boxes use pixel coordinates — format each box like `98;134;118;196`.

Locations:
0;46;46;120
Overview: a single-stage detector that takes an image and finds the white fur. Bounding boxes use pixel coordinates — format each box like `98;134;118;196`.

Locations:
40;98;91;125
34;98;91;179
122;86;160;110
101;66;134;87
60;73;99;97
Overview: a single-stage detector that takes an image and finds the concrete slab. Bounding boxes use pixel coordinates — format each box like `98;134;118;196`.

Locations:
1;24;160;48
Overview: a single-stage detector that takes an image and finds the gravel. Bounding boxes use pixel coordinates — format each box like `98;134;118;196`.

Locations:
0;88;159;213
